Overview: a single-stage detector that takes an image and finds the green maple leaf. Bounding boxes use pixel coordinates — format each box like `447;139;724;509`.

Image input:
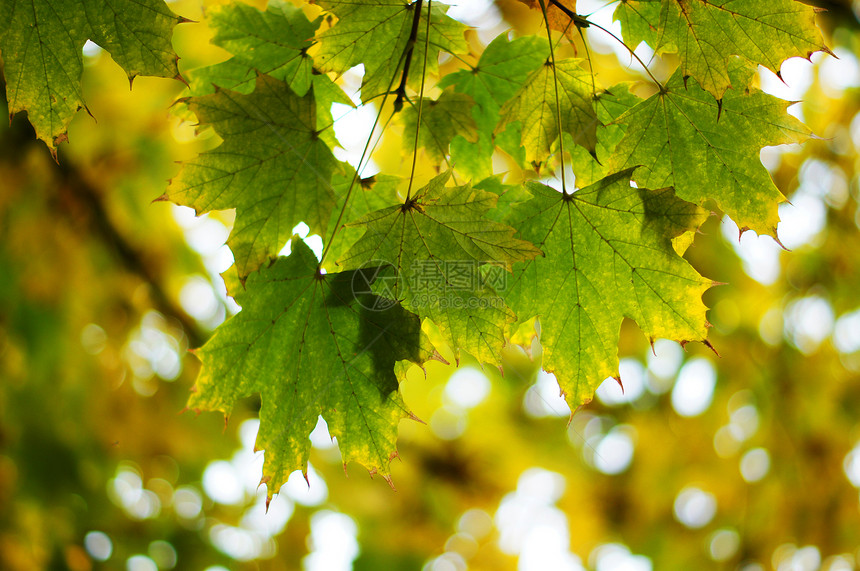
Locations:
439;34;548;179
194;0;320;96
401;91;478;164
190;239;433;492
185;69;351;149
614;0;827;98
613;0;662;50
0;0;182;151
166;74;340;278
184;0;350;148
498;58;598;165
440;35;548;126
609;62;810;237
338;173;542;363
313;0;468;103
502;170;712;407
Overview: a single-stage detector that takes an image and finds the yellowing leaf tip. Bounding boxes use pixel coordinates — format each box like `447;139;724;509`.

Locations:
383;474;396;491
703;339;721;358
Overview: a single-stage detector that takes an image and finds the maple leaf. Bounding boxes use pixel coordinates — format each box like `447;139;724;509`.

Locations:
613;0;661;50
192;0;320;97
502;170;712;407
313;0;468;103
188;68;350;150
440;34;548;179
189;239;433;492
615;0;828;98
498;58;598;165
166;74;341;279
0;0;183;151
609;61;810;237
184;0;351;149
339;173;542;364
401;91;478;164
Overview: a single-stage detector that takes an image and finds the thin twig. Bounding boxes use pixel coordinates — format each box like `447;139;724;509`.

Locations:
393;0;425;113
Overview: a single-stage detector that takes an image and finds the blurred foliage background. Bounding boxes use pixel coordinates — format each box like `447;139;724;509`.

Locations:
2;0;860;570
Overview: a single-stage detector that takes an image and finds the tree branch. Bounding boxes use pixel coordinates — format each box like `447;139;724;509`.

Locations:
0;84;207;347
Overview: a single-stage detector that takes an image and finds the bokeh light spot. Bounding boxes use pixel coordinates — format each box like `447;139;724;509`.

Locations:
444;367;491;409
84;531;113;562
671;358;717;417
709;528;740;561
740;448;771;483
674;486;717;529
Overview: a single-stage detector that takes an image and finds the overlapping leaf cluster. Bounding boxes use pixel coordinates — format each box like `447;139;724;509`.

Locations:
0;0;828;493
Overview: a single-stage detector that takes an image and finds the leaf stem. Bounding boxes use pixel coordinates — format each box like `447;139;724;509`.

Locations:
537;0;568;195
561;4;662;88
575;21;598;98
318;121;379;268
319;26;417;268
548;0;591;30
405;0;432;202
